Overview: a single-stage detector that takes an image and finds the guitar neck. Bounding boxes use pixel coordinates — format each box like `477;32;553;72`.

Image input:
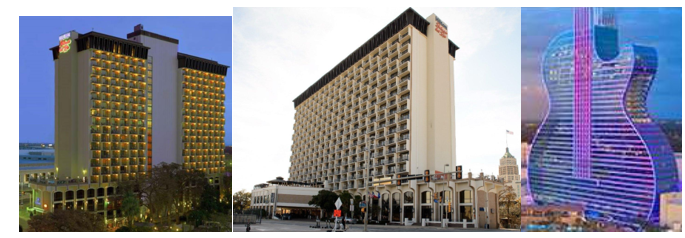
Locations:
573;7;593;179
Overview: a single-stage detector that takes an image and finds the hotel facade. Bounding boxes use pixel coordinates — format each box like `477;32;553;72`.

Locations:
27;25;228;222
277;8;505;228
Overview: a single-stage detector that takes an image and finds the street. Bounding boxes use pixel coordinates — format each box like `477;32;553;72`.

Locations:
234;219;520;232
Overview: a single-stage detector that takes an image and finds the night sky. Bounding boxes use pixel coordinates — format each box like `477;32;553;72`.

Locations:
521;8;682;122
19;16;233;145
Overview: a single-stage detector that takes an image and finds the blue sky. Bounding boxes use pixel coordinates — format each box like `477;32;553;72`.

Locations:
521;8;682;121
19;16;232;145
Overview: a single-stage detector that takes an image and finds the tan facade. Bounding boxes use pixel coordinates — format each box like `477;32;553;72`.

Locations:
498;148;520;183
289;11;457;193
280;9;507;228
180;66;227;179
28;28;228;222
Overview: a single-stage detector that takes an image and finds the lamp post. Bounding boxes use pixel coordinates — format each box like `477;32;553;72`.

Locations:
441;163;449;221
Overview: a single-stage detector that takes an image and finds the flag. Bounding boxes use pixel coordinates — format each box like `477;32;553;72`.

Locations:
506;130;514;135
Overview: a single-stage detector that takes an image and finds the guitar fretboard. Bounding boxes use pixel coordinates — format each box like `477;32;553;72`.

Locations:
573;7;592;178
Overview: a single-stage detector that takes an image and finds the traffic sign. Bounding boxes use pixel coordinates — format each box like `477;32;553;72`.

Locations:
334;209;342;217
350;205;354;212
360;201;367;208
335;198;342;209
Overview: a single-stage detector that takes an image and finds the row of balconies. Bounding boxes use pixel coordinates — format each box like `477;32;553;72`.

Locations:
91;60;146;74
183;144;225;151
90;141;146;151
307;71;409;113
91;149;146;159
296;38;410;110
183;155;226;163
91;76;146;89
92;68;145;81
182;149;226;156
182;122;225;129
91;117;146;128
90;92;146;105
183;155;226;162
293;153;410;174
183;131;225;138
183;76;226;88
292;121;409;154
90;158;147;167
91;133;146;142
181;137;225;144
291;137;410;165
299;58;410;114
183;110;225;118
91;106;146;118
182;94;226;103
182;81;225;93
183;103;225;112
296;103;410;141
184;89;226;99
92;52;147;65
89;124;145;134
92;84;146;97
299;141;408;164
182;69;224;80
294;89;410;134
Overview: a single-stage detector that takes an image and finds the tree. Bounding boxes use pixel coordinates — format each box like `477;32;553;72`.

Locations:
308;190;339;218
233;190;251;211
498;186;520;228
338;190;353;217
175;169;208;223
28;209;106;232
198;184;222;214
121;190;140;228
143;162;182;224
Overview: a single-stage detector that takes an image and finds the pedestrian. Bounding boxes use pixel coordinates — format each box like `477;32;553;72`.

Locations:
342;216;346;231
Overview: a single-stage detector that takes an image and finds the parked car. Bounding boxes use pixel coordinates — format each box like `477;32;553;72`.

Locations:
344;216;358;224
282;214;292;220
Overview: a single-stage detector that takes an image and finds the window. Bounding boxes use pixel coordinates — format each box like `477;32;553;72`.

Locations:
459;206;473;222
460;190;472;203
421;191;431;204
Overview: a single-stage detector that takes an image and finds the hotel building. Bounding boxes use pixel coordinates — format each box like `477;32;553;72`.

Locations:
27;25;228;222
281;8;505;228
528;8;680;228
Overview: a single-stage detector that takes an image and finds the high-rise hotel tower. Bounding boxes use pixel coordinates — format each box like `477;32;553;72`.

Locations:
287;9;505;226
28;25;228;221
528;8;680;228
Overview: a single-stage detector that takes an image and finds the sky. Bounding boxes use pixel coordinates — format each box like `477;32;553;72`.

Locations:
521;8;682;122
232;8;521;193
19;16;233;145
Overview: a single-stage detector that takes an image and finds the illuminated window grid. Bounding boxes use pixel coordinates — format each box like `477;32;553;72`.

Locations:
181;68;226;175
289;26;413;190
88;50;150;184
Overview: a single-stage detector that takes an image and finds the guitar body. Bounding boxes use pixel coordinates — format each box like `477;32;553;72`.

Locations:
528;8;681;228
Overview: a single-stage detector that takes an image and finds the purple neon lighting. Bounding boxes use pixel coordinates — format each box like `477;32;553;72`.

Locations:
573;7;592;178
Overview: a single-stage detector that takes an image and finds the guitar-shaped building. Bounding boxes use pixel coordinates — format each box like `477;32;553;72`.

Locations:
528;7;681;229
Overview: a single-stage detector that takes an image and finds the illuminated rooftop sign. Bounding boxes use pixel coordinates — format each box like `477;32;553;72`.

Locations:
58;32;72;53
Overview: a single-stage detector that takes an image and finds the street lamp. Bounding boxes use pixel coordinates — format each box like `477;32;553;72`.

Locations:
441;163;449;221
